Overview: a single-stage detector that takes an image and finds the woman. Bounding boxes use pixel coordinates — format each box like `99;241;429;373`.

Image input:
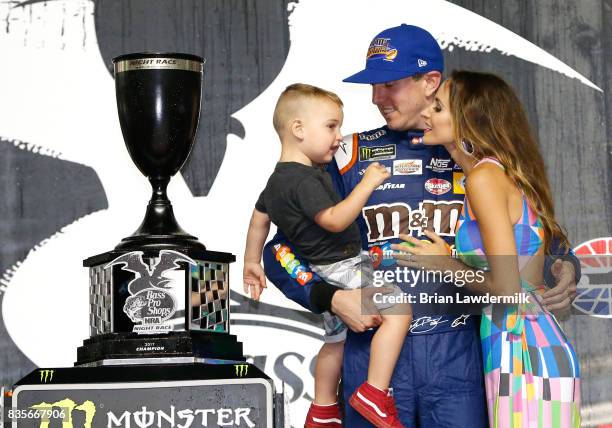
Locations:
397;70;580;427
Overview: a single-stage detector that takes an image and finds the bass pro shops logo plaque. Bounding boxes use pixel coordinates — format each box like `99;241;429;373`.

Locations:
105;250;196;334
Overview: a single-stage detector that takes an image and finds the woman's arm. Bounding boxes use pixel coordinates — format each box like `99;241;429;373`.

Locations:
465;165;521;296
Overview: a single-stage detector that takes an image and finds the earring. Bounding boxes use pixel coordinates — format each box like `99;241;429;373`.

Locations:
460;138;474;155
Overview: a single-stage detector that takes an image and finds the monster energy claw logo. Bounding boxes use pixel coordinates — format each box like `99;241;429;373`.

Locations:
31;399;96;428
39;369;54;383
234;364;249;377
359;144;396;162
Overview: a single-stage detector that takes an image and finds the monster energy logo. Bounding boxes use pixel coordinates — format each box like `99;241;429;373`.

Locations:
31;399;96;428
359;144;396;162
39;370;54;383
234;364;249;377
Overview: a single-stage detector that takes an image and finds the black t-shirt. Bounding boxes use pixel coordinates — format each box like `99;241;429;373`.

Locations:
256;162;361;264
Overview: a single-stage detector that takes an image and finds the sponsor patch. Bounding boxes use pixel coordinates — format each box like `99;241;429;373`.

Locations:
369;246;383;269
362;200;463;242
453;172;466;194
359;144;396;162
425;178;451;195
376;182;406;191
393;159;422;175
359;129;387;141
426;157;453;173
380;242;396;267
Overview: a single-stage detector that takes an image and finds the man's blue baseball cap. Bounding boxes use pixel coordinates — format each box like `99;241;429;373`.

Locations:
343;24;444;84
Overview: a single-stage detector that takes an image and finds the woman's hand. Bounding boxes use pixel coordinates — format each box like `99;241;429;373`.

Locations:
392;230;452;270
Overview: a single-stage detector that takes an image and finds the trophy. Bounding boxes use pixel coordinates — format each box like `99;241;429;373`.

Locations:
4;53;282;428
78;53;241;365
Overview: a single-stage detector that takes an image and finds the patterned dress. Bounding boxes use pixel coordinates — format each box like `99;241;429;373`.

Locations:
455;157;580;428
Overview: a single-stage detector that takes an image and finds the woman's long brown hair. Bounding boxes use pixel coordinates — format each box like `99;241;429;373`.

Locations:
447;70;569;253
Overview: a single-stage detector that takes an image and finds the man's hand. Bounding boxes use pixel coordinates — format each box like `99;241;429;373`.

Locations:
243;261;267;301
330;288;383;332
542;259;577;318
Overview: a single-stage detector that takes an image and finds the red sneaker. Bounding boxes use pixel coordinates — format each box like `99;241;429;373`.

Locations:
304;402;342;428
349;382;404;428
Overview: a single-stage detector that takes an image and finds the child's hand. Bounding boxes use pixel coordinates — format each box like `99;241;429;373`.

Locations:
362;162;390;189
243;262;267;301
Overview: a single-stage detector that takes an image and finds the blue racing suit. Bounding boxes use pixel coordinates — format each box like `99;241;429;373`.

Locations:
263;126;580;427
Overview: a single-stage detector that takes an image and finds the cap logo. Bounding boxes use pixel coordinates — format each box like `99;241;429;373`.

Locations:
417;59;428;67
367;38;398;62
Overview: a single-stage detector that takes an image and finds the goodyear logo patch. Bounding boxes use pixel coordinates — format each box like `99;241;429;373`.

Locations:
273;244;313;286
359;144;396;162
367;38;398;62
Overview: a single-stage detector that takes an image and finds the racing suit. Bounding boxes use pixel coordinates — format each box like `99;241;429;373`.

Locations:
263;126;580;427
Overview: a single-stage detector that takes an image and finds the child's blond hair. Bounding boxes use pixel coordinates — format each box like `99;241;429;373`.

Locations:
272;83;343;138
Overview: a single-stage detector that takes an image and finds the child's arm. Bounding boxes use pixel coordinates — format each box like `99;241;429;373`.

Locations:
315;162;389;233
243;208;271;300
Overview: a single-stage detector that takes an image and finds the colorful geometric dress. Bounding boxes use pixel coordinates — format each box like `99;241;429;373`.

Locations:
455;157;581;428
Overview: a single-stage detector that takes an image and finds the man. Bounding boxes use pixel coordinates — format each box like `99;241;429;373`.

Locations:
263;24;579;427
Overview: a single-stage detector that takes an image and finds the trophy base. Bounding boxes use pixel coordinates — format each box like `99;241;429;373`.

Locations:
75;331;245;367
115;233;206;251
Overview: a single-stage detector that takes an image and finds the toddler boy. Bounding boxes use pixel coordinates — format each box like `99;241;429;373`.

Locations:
243;83;411;428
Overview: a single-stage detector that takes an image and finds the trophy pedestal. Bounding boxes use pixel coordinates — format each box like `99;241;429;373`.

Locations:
81;248;238;365
5;363;283;427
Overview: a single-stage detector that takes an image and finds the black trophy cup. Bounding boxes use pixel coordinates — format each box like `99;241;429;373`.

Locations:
113;52;205;251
